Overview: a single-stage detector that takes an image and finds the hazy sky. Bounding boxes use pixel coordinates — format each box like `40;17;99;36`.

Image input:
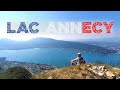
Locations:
0;11;119;41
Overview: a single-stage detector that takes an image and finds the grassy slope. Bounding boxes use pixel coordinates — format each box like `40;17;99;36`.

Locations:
32;64;120;79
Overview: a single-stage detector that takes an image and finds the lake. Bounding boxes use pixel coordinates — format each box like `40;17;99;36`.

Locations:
0;48;120;67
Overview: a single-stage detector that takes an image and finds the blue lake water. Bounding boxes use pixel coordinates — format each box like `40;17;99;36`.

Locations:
0;48;120;67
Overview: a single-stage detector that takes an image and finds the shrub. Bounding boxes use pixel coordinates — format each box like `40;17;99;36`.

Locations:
0;67;32;79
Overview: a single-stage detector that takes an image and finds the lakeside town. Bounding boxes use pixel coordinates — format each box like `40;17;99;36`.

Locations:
0;57;56;74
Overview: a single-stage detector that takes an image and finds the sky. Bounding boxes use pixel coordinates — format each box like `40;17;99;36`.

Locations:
0;11;120;41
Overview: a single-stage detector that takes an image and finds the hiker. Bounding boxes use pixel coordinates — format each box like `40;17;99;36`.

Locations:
71;52;86;66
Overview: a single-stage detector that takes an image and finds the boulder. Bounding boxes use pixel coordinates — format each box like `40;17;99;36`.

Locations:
48;76;53;79
98;72;105;76
106;71;116;79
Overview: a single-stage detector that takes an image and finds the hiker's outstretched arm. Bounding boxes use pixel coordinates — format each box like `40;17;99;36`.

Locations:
73;58;78;61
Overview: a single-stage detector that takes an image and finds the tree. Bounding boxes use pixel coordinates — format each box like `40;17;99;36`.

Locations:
1;67;32;79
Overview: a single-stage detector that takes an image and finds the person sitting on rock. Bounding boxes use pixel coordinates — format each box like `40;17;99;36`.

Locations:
71;52;86;66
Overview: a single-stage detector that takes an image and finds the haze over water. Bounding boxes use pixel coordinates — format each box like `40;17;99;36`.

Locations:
0;48;120;68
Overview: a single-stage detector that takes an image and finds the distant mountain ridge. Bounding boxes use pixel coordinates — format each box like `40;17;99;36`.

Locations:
66;37;120;43
0;37;117;54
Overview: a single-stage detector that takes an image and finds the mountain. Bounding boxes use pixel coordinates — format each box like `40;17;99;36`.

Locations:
67;37;120;43
32;64;120;79
0;37;117;54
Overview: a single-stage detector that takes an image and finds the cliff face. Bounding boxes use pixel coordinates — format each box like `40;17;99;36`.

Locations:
32;64;120;79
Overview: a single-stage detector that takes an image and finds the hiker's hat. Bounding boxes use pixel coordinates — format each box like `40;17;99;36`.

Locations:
77;52;81;55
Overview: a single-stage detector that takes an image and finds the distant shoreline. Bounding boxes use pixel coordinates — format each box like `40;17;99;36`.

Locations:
0;58;56;74
0;47;117;55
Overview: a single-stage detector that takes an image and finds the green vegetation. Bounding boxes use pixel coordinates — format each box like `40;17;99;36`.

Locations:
0;63;120;79
0;60;55;75
0;67;32;79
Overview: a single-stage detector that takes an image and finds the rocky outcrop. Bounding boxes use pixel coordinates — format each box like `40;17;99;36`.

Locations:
48;76;53;79
88;65;117;79
32;64;120;79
